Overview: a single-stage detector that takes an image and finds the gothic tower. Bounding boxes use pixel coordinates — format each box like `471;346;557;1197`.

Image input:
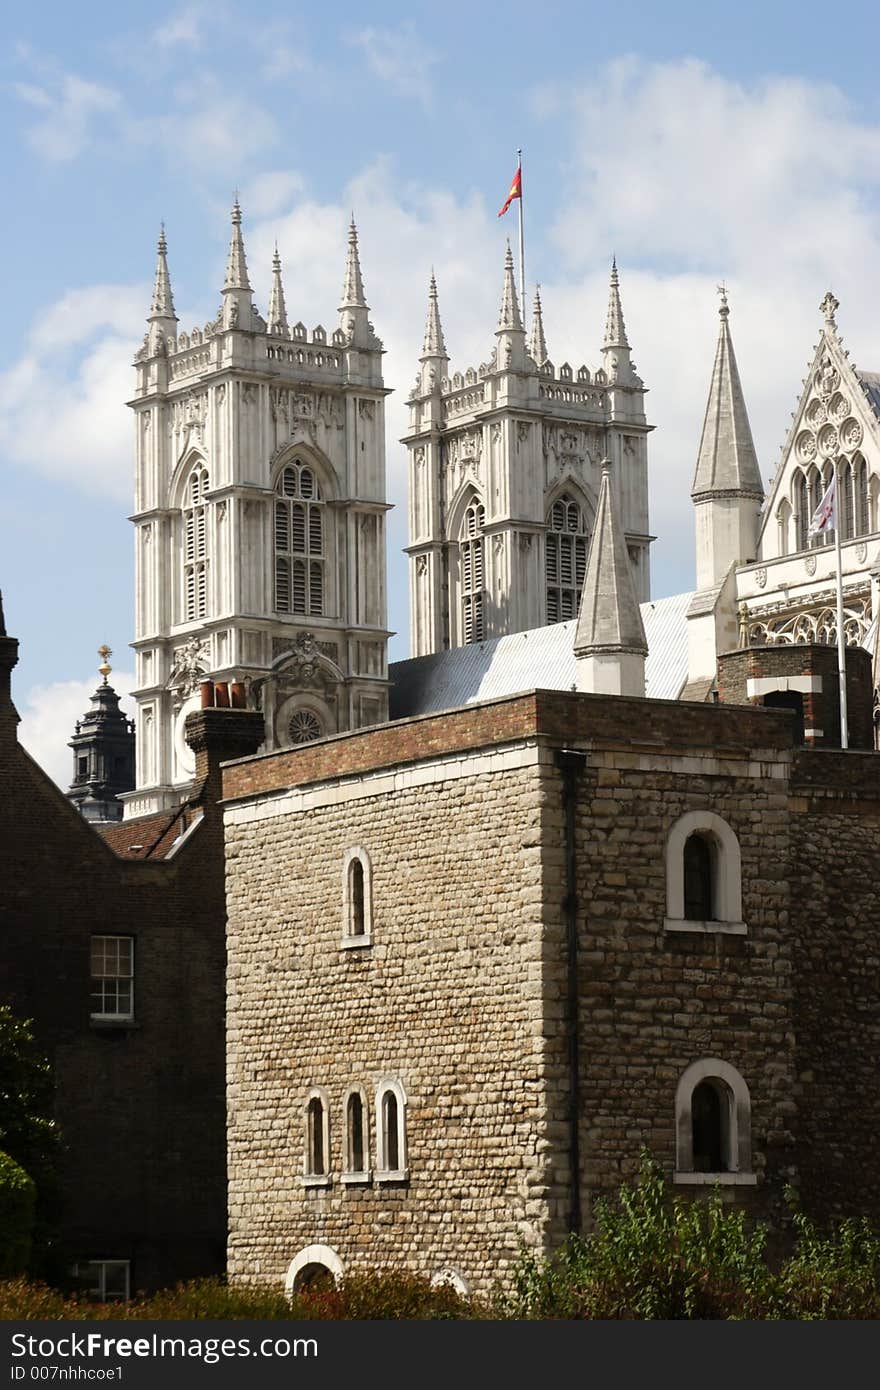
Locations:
126;208;390;817
403;254;652;656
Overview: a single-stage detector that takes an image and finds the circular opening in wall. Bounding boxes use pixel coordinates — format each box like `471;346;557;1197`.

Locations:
288;710;323;744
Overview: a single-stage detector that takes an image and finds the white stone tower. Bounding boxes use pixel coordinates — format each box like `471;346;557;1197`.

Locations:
404;254;653;656
126;207;390;816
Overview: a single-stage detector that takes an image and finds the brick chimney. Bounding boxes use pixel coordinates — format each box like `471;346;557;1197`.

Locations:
184;681;265;803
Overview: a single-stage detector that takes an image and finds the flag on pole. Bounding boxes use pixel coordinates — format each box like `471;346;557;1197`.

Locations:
808;476;837;536
498;167;522;217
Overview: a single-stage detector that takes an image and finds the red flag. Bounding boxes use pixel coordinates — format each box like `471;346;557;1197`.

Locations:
498;167;522;217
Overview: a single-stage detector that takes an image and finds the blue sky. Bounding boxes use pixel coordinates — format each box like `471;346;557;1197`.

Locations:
3;0;880;782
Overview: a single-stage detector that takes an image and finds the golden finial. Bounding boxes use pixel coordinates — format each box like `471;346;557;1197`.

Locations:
98;644;112;682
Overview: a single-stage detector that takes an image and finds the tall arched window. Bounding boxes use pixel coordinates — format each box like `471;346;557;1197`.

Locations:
854;455;869;536
794;471;808;552
341;848;373;947
460;500;485;644
275;463;325;616
842;460;855;540
349;860;365;936
375;1079;407;1180
674;1060;755;1184
183;465;209;620
345;1091;367;1175
683;833;714;921
692;1080;726;1172
306;1096;325;1175
546;494;589;622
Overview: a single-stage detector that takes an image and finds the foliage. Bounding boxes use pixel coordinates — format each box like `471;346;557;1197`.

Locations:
776;1204;880;1319
0;1006;62;1275
0;1152;36;1277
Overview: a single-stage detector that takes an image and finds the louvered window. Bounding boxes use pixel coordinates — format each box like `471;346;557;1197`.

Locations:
183;466;209;621
795;472;808;551
546;494;588;623
460;500;485;645
274;463;325;614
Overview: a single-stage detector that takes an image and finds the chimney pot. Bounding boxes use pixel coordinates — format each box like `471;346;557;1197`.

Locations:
199;680;214;708
215;681;230;708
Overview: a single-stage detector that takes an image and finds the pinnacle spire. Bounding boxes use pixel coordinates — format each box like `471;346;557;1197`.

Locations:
267;243;289;335
528;286;548;365
149;224;177;322
0;590;5;638
692;290;763;501
340;216;367;309
603;257;629;349
575;459;648;661
421;270;447;359
224;197;252;291
497;242;523;333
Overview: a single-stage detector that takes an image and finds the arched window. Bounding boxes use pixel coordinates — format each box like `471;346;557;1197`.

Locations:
284;1245;344;1297
343;1088;369;1179
776;498;792;555
275;463;325;616
303;1090;330;1184
841;461;855;540
674;1060;755;1185
183;465;209;620
794;471;808;552
459;500;485;644
375;1079;407;1180
665;811;745;934
854;455;869;536
546;493;589;622
683;833;714;921
341;848;373;947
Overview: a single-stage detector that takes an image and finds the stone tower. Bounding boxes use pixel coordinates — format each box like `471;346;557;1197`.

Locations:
126;208;390;817
574;459;648;696
67;646;135;823
403;254;652;656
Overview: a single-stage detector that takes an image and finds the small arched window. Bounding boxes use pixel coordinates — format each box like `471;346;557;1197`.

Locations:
794;471;808;552
546;493;589;623
275;463;326;616
303;1090;330;1185
665;811;745;935
341;848;373;947
183;464;209;620
459;499;485;645
675;1060;755;1185
683;833;714;921
375;1079;407;1181
284;1245;344;1297
343;1088;369;1180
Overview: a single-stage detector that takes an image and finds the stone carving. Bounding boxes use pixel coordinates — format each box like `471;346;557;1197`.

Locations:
416;555;428;577
796;431;817;463
828;392;850;422
358;399;375;421
517;422;530;444
414;447;426;468
805;554;817;576
856;542;868;563
241;383;258;405
840;417;863;452
816;356;839;400
755;567;767;589
168;636;209;697
805;399;827;429
817;423;839;458
216;384;226;405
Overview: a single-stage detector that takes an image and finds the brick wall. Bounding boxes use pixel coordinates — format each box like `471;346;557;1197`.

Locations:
717;643;873;749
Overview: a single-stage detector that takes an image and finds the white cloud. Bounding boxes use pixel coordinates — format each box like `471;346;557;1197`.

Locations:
14;72;120;162
19;671;136;790
346;23;438;106
0;286;145;501
153;4;206;49
131;76;278;168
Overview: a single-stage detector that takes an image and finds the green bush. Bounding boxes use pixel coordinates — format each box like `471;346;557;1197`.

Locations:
0;1152;36;1277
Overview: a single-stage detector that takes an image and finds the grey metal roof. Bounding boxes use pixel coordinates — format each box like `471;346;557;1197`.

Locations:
389;590;694;719
858;370;880;423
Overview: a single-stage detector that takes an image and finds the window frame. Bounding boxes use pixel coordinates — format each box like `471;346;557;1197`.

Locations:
341;847;373;949
664;810;746;935
72;1259;131;1302
302;1087;331;1188
89;935;135;1023
674;1058;756;1186
374;1078;408;1183
341;1085;371;1184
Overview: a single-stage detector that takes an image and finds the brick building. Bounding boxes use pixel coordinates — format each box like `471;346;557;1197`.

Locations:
222;681;880;1296
0;598;262;1295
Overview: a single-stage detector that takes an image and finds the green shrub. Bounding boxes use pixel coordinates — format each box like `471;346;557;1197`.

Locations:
776;1205;880;1319
0;1152;36;1277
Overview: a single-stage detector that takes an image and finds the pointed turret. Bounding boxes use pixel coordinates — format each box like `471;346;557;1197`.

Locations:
267;243;289;336
574;459;647;696
418;270;448;394
338;216;371;347
67;645;135;824
146;225;178;354
528;286;548;367
691;289;763;590
495;242;526;371
0;588;20;739
601;258;638;386
221;198;255;330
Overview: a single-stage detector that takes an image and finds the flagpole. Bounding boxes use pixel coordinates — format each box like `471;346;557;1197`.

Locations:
516;148;525;313
833;456;849;749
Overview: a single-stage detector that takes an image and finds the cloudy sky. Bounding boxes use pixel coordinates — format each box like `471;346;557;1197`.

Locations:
3;0;880;785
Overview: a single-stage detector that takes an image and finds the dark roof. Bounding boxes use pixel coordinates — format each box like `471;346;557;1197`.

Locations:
858;370;880;423
97;806;202;860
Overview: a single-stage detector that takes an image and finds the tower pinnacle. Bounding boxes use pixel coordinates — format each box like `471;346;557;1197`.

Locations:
692;290;763;503
267;243;289;336
497;242;523;333
528;286;548;366
221;198;255;329
574;458;647;696
340;217;367;310
421;271;447;360
603;257;630;350
146;225;178;354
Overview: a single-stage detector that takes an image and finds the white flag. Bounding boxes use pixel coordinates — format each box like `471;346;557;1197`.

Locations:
808;476;836;537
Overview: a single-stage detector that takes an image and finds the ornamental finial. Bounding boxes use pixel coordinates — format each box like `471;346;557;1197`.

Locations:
98;644;112;683
820;290;839;328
